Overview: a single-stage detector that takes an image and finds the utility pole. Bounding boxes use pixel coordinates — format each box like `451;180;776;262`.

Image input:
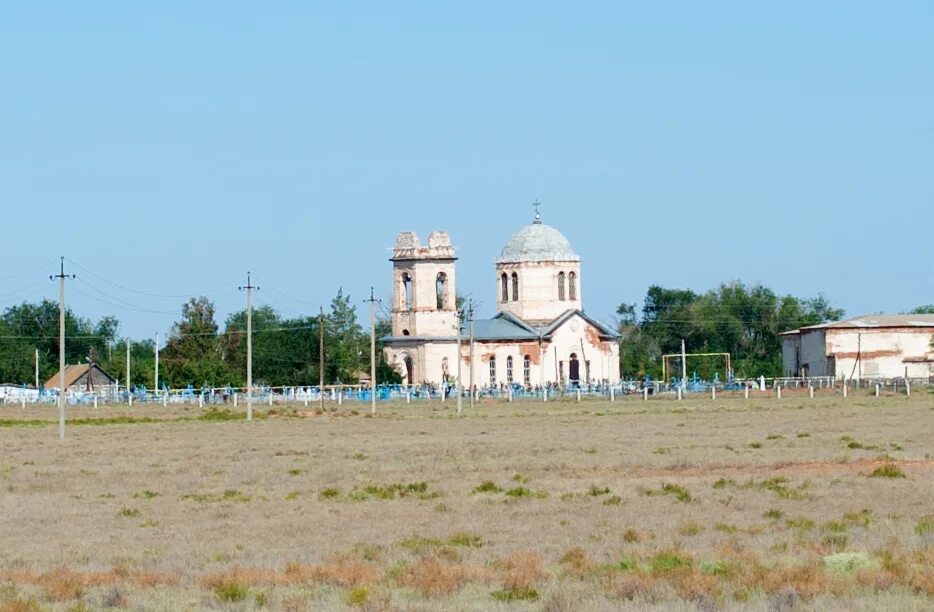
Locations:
154;333;159;395
468;300;475;410
125;338;131;403
34;348;39;388
318;306;325;411
239;273;259;421
456;306;463;414
364;288;380;415
50;257;74;440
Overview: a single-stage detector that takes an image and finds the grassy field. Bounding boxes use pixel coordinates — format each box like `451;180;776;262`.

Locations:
0;393;932;611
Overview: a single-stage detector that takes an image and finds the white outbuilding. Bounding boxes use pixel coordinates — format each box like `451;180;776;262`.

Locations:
780;315;934;380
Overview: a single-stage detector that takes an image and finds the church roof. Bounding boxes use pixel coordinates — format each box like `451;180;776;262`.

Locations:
496;216;580;264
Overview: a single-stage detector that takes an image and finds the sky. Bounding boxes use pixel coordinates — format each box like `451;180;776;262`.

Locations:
1;2;932;341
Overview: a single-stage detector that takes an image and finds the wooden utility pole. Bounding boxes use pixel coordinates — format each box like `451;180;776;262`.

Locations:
34;348;38;389
126;338;131;403
239;273;259;421
364;288;380;415
50;257;74;440
456;307;463;414
318;306;325;411
154;333;159;395
468;300;475;410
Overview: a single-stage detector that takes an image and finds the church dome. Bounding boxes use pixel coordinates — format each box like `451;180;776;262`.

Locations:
496;218;580;264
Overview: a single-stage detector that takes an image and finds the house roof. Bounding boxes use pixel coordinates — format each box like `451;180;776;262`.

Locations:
382;310;620;343
781;314;934;336
43;363;116;389
536;309;621;340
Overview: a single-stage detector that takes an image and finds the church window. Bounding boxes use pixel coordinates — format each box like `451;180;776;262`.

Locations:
402;329;410;336
402;272;413;310
523;355;531;385
436;272;447;310
506;356;514;384
569;272;577;301
489;357;497;386
501;273;508;302
511;272;519;301
558;272;566;301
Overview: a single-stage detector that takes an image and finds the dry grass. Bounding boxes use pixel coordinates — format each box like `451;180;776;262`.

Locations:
0;394;932;608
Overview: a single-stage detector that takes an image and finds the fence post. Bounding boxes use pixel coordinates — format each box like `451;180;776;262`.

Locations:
198;394;204;408
94;395;98;409
809;385;814;399
233;393;238;407
906;380;911;397
610;387;615;402
777;385;782;400
711;386;716;400
576;388;581;403
677;387;682;401
744;385;749;400
842;382;848;399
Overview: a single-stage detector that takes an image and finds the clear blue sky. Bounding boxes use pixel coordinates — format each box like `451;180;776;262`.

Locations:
1;2;932;340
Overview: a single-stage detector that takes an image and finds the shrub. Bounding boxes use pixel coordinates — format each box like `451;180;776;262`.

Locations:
822;552;878;574
650;551;692;573
616;555;638;571
916;515;934;536
821;534;848;551
868;464;906;479
588;485;610;497
661;483;692;503
345;587;368;606
764;509;784;520
491;587;539;601
448;533;483;547
319;487;341;499
603;495;622;506
214;582;248;602
622;529;641;543
472;481;502;494
118;507;140;518
133;490;159;499
700;559;728;576
398;556;483;596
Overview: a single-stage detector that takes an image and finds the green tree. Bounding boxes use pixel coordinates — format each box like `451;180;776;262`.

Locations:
161;297;235;388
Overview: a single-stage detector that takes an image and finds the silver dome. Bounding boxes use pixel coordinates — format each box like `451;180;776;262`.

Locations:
496;221;580;264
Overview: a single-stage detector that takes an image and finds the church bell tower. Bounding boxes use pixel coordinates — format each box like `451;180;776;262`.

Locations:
390;231;458;338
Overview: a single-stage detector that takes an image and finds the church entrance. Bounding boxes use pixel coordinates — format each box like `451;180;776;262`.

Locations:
568;353;580;385
404;356;414;385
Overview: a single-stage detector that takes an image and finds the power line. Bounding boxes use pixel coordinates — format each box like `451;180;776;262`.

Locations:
66;258;239;300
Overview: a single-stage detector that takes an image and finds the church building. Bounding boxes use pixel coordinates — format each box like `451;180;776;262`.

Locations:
382;209;620;388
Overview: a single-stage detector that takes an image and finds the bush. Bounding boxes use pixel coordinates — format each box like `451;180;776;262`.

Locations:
214;582;249;602
868;464;906;479
472;480;502;494
650;551;691;573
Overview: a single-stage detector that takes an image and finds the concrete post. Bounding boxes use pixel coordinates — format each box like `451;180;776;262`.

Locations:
610;387;615;402
777;385;782;400
643;387;648;401
809;385;814;399
677;387;682;401
744;386;749;400
711;386;716;400
576;388;581;403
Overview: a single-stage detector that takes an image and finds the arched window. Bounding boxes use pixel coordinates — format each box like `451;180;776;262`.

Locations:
436;272;447;310
511;272;519;301
402;272;413;310
489;356;497;386
523;355;531;386
569;272;577;301
402;329;410;336
558;272;566;301
506;356;514;384
501;273;508;302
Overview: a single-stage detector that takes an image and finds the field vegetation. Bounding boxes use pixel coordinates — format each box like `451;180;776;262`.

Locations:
0;394;932;610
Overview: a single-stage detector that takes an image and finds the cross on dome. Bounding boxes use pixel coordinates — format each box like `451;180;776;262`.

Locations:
532;200;542;224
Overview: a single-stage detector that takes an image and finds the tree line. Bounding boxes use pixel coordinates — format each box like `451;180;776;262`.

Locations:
0;289;400;389
0;281;928;387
